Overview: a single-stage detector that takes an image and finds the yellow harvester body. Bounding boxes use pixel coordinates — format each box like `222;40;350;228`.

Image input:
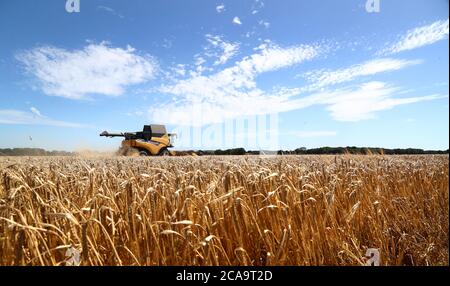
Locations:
121;134;172;156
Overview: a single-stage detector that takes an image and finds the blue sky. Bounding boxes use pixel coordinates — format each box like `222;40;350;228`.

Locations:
0;0;448;151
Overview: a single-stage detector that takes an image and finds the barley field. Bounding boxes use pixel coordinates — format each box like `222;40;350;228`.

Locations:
0;155;448;266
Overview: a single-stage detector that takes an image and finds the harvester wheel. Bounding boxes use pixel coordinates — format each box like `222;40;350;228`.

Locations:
139;150;150;157
159;149;170;156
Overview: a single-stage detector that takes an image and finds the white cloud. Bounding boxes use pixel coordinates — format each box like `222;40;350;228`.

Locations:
161;38;173;49
303;58;422;90
0;109;85;128
16;43;158;100
148;39;444;127
216;4;225;13
176;35;240;77
248;42;320;73
98;6;124;19
30;107;42;117
153;77;446;126
205;34;239;65
232;17;242;25
381;19;449;55
153;42;322;125
251;0;265;15
192;55;211;75
291;131;337;138
194;56;206;67
295;81;446;122
258;20;270;28
244;31;255;38
171;64;186;76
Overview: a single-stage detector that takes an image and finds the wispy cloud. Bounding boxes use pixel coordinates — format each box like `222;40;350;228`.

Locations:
153;73;446;125
145;34;444;127
251;0;265;15
30;106;42;117
205;34;239;65
216;4;225;13
302;58;422;90
299;82;447;122
16;42;158;100
161;38;173;49
258;20;270;28
380;19;449;55
170;64;187;77
0;109;85;128
232;17;242;25
238;81;446;122
152;42;323;125
184;35;239;76
98;6;124;19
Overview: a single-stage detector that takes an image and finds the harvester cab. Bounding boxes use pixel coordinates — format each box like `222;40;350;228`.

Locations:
100;124;176;156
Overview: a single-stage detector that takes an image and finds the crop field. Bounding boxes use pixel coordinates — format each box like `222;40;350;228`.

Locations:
0;155;448;266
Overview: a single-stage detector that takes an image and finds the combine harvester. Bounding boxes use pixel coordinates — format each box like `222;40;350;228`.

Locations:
100;124;176;156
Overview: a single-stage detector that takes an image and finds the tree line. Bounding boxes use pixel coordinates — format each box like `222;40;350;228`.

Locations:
0;148;74;156
194;147;449;156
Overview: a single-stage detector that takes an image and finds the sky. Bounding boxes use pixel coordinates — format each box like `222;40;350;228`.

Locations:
0;0;448;151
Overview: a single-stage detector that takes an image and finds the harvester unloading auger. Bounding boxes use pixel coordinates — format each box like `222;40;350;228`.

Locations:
100;125;176;156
